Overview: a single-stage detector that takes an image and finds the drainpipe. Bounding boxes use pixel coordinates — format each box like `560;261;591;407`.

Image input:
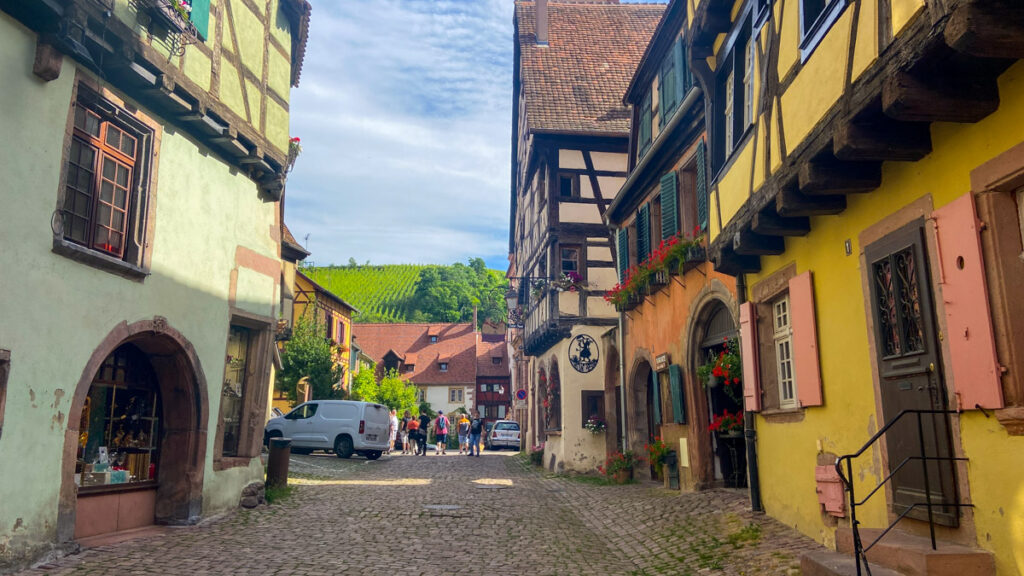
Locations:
737;273;763;512
618;311;628;451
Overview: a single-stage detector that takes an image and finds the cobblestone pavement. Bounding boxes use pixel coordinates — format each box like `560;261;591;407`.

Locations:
22;451;822;575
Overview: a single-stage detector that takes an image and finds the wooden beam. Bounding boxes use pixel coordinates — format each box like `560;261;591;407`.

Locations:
733;230;785;256
882;71;999;123
799;160;882;195
752;211;811;237
776;187;846;217
833;120;932;162
945;2;1024;60
713;249;761;276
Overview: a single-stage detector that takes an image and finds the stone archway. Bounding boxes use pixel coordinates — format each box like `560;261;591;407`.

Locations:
627;358;654;453
547;358;562;432
57;318;208;543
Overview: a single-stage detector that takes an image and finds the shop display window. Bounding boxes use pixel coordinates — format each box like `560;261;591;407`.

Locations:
219;325;251;457
77;345;160;489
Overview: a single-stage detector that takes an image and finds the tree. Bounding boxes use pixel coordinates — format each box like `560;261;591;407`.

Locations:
277;314;345;404
412;258;508;327
376;369;419;415
349;364;379;403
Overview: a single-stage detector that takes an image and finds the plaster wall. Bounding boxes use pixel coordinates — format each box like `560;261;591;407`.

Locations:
0;16;279;567
747;61;1024;575
422;386;473;417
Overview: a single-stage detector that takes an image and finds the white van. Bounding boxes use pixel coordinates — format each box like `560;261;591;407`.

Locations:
264;400;391;459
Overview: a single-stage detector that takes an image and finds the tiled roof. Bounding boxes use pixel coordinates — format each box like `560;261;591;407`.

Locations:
282;0;312;87
281;223;310;258
515;0;665;135
477;336;510;378
354;323;477;385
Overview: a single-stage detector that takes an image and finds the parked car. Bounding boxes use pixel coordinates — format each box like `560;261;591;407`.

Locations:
485;420;521;450
264;400;391;460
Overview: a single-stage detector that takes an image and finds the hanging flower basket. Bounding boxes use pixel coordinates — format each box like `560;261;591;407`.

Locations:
584;417;607;434
139;0;189;34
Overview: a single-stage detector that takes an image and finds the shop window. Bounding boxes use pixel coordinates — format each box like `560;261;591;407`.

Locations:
56;84;156;277
773;296;797;408
800;0;848;60
581;390;605;427
558;173;579;199
78;345;161;488
0;350;9;441
220;326;252;457
449;388;463;402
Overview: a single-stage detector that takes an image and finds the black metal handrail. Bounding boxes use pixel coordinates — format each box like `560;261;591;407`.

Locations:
834;409;970;576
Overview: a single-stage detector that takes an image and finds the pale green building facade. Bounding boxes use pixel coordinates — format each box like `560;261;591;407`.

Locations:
0;0;309;569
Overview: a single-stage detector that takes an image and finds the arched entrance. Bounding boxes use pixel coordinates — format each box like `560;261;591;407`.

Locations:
545;359;561;432
627;359;654;452
534;366;547;447
693;302;746;488
58;319;208;542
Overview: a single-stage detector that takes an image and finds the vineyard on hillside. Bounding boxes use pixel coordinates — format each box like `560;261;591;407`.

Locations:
306;265;427;323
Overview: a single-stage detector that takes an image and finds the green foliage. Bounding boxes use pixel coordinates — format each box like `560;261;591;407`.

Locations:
276;315;345;403
348;366;419;416
305;259;508;326
264;484;293;504
418;401;436;419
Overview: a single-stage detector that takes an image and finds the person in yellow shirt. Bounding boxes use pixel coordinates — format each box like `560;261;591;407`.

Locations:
457;413;471;455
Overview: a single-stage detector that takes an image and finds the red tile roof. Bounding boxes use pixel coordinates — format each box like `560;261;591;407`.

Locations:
515;0;665;135
354;323;477;385
477;336;510;378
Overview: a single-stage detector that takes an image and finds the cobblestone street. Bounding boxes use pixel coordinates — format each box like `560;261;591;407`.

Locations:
24;452;822;575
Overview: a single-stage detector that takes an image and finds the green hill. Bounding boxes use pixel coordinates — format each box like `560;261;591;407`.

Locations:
305;264;427;323
304;259;508;325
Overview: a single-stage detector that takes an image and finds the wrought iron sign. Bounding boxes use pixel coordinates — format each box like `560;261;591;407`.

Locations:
568;334;599;374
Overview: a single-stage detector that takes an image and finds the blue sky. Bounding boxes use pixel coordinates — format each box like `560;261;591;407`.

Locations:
285;0;515;271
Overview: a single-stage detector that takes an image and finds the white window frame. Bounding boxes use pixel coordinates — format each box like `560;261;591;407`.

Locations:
773;296;797;408
449;387;463;403
799;0;848;62
439;362;448;372
744;39;755;129
724;70;735;152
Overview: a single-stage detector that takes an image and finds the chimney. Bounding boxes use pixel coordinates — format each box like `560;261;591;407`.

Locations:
536;0;548;46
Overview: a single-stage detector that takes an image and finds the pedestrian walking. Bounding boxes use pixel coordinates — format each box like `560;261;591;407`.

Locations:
400;410;412;455
457;413;471;455
387;409;399;455
468;410;483;457
418;412;431;456
434;410;450;455
407;417;421;455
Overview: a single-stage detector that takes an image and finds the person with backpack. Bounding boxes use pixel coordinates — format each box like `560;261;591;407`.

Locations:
434;410;450;455
400;410;413;455
418;412;431;456
457;413;471;455
468;410;483;457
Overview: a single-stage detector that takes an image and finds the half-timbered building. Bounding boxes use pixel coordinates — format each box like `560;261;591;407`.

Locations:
509;0;663;472
687;0;1024;571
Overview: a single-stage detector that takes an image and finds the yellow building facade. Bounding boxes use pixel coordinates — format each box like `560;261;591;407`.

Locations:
686;0;1024;572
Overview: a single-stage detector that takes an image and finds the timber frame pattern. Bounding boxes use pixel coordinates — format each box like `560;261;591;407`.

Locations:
1;0;312;200
686;0;1024;274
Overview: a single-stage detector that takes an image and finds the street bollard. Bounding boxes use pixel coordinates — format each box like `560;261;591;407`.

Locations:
266;437;291;489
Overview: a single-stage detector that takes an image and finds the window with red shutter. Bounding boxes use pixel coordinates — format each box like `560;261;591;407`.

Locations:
789;271;823;407
739;302;761;412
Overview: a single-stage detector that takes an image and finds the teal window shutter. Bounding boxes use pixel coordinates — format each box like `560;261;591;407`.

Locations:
670;364;686;424
660;171;678;240
637;203;651;263
616;228;630;282
651;371;662;426
190;0;211;41
696;139;708;232
676;39;689;98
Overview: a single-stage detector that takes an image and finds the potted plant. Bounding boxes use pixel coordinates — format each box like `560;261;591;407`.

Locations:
709;409;744;437
644;436;669;480
551;271;586;292
599;451;639;484
529;444;545;466
698;338;743;401
584;416;607;435
139;0;190;33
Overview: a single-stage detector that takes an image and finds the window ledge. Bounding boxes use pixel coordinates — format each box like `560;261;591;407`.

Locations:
52;238;149;281
213;456;255;471
759;407;805;424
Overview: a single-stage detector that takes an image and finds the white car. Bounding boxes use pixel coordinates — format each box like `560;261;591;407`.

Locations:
486;420;521;450
264;400;391;460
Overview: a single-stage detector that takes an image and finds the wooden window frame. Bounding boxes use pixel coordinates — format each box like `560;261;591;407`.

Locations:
750;263;804;419
214;313;273;470
54;79;160;280
560;245;581;277
558;173;580;199
581;390;605;427
0;350;9;442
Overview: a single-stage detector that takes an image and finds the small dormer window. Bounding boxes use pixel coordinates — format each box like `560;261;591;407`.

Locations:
439;362;449;372
406;364;415;372
492;357;502;365
430;336;438;343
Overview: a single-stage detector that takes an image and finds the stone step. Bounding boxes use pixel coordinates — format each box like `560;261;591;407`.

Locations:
801;550;903;576
836;527;994;576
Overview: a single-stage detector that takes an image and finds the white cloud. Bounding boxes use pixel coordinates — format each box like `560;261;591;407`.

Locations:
285;0;513;269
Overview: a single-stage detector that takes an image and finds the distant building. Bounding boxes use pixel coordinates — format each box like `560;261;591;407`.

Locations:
293;270;359;394
477;333;511;424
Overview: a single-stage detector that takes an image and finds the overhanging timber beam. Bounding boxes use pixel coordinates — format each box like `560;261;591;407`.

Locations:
713;247;761;276
752;211;811;237
945;1;1024;60
733;230;785;256
799;160;882;195
833;120;932;162
777;187;846;217
883;71;999;124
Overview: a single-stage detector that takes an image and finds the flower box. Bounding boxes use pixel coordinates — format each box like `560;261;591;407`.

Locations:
646;270;669;294
139;0;188;34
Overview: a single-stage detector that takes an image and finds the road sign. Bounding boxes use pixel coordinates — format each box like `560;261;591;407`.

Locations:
515;388;527;401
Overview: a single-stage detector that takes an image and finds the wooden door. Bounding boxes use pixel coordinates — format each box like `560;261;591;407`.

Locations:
865;221;958;526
